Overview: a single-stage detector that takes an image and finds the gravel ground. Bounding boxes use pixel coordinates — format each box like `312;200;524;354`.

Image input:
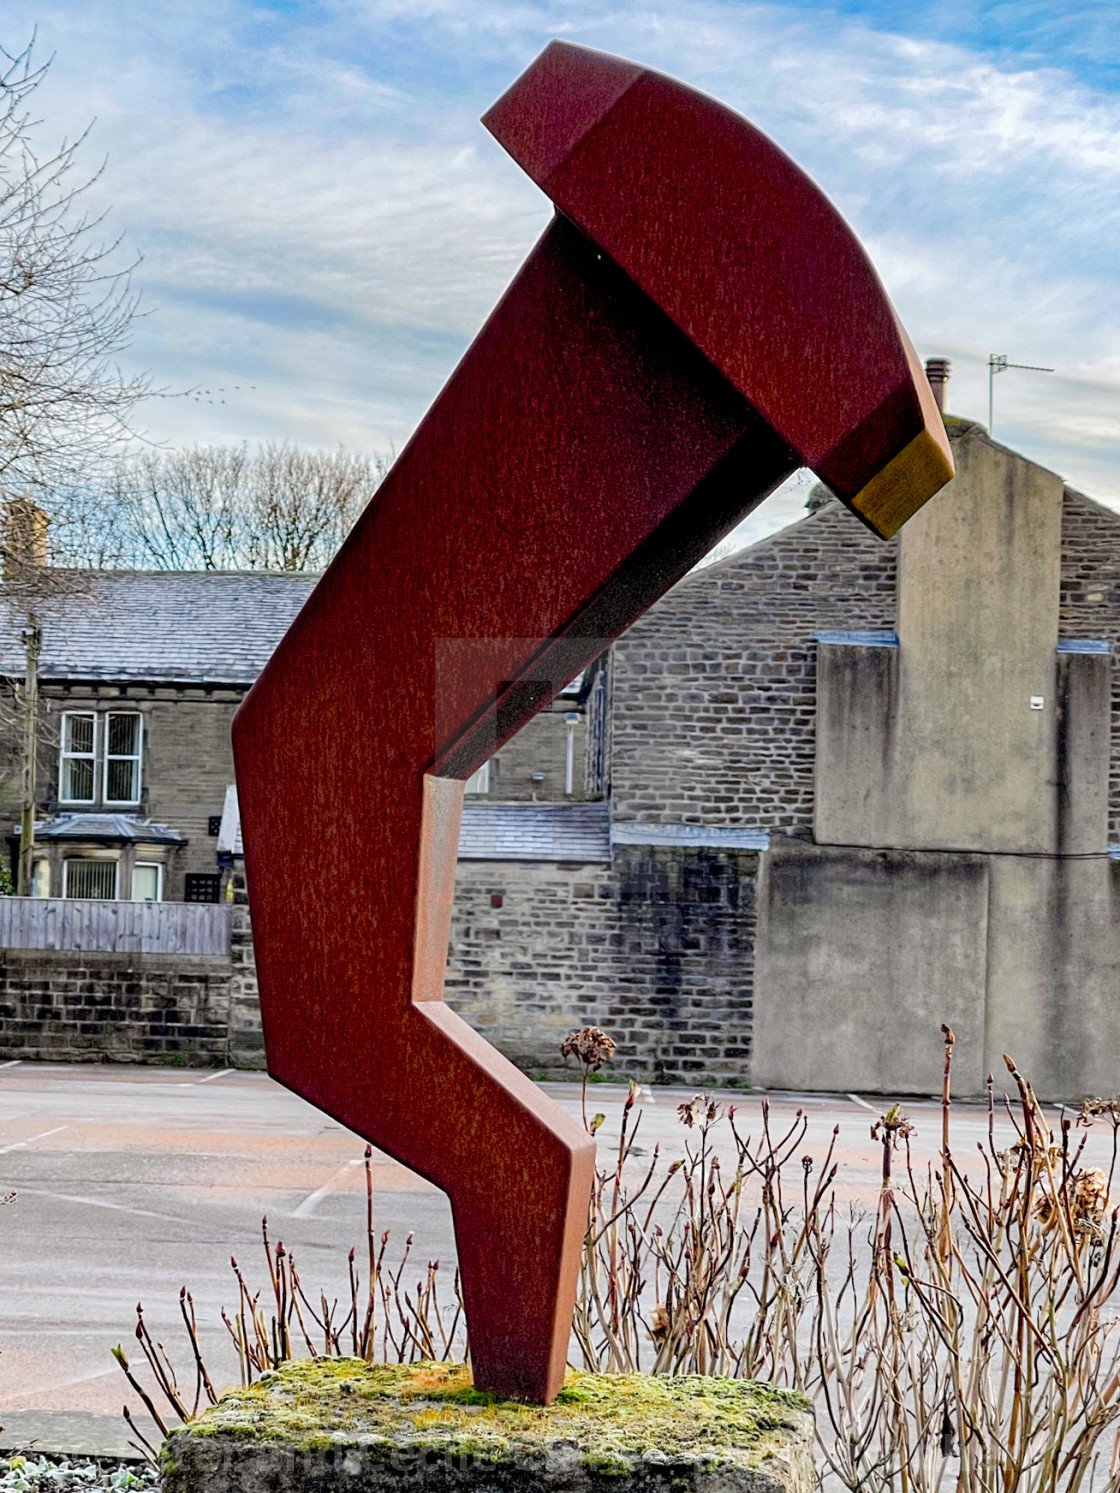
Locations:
0;1458;157;1493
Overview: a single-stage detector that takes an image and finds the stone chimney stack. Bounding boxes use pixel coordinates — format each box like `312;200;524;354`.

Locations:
3;496;50;579
925;356;951;413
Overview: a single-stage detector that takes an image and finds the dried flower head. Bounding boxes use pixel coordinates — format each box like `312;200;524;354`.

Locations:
677;1094;723;1129
996;1139;1062;1179
1037;1167;1111;1239
560;1026;616;1071
1080;1097;1120;1126
648;1302;670;1344
1072;1167;1111;1236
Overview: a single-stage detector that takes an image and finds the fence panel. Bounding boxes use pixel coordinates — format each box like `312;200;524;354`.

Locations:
0;897;231;956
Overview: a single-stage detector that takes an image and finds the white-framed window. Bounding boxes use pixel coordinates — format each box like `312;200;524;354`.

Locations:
131;862;162;902
59;712;97;803
59;710;144;806
63;857;119;900
465;761;491;796
104;713;143;804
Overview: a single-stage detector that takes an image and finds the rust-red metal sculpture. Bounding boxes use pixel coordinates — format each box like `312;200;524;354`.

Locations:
232;41;953;1404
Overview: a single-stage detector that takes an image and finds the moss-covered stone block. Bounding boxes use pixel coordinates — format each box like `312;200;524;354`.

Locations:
161;1360;813;1493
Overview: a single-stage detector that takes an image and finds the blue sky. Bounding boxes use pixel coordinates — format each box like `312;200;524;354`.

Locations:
4;0;1120;544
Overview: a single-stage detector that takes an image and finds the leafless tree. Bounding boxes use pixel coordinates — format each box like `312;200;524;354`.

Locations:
96;445;247;571
56;442;387;572
0;36;148;507
243;444;386;572
0;31;152;889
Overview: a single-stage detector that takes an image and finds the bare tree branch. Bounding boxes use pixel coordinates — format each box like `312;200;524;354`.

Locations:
0;35;149;503
54;443;387;572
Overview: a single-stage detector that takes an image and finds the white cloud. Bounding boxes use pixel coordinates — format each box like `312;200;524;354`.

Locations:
0;0;1117;518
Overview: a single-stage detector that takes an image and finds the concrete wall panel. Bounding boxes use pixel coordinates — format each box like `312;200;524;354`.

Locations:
753;841;989;1095
813;642;899;847
895;429;1063;853
1056;651;1112;854
985;855;1120;1099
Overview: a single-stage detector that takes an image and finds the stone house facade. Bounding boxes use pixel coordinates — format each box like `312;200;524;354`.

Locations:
0;572;314;1065
0;571;316;900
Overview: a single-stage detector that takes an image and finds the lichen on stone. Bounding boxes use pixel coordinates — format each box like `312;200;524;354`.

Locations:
166;1359;811;1481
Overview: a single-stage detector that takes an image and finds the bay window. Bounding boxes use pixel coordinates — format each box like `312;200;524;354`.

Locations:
63;857;119;899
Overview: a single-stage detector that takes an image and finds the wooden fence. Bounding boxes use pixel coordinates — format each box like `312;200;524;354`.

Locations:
0;897;231;957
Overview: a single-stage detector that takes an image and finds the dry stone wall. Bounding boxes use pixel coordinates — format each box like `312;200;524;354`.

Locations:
446;847;758;1085
0;947;232;1063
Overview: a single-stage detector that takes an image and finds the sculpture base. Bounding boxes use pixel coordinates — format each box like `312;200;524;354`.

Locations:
160;1360;813;1493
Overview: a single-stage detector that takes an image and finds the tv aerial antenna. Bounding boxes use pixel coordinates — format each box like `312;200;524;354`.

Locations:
988;354;1053;434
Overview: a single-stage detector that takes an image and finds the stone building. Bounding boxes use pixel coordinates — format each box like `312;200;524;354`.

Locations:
450;415;1120;1100
0;571;314;1066
0;412;1118;1097
0;571;315;900
0;564;593;1066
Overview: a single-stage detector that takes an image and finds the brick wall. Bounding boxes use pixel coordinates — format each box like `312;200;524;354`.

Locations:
0;948;233;1064
1057;489;1120;841
609;502;899;829
446;847;758;1085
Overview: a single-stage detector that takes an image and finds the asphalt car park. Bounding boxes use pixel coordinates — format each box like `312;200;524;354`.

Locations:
0;1061;1102;1427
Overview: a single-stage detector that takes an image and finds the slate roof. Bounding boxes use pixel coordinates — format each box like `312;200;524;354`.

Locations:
220;789;768;864
0;571;317;685
12;813;185;844
222;786;611;863
457;802;611;862
814;630;899;648
1057;638;1111;654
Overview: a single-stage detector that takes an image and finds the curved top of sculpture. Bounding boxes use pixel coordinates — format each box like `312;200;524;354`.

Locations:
484;41;951;537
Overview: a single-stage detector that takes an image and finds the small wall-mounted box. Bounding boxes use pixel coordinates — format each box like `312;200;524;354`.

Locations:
1030;696;1045;710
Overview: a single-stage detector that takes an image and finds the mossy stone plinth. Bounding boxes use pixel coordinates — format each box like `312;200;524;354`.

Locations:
160;1360;813;1493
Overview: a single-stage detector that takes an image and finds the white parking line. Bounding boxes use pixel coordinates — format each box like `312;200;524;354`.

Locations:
16;1187;193;1225
196;1068;234;1084
846;1093;878;1113
291;1157;362;1219
0;1125;66;1155
0;1060;21;1070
